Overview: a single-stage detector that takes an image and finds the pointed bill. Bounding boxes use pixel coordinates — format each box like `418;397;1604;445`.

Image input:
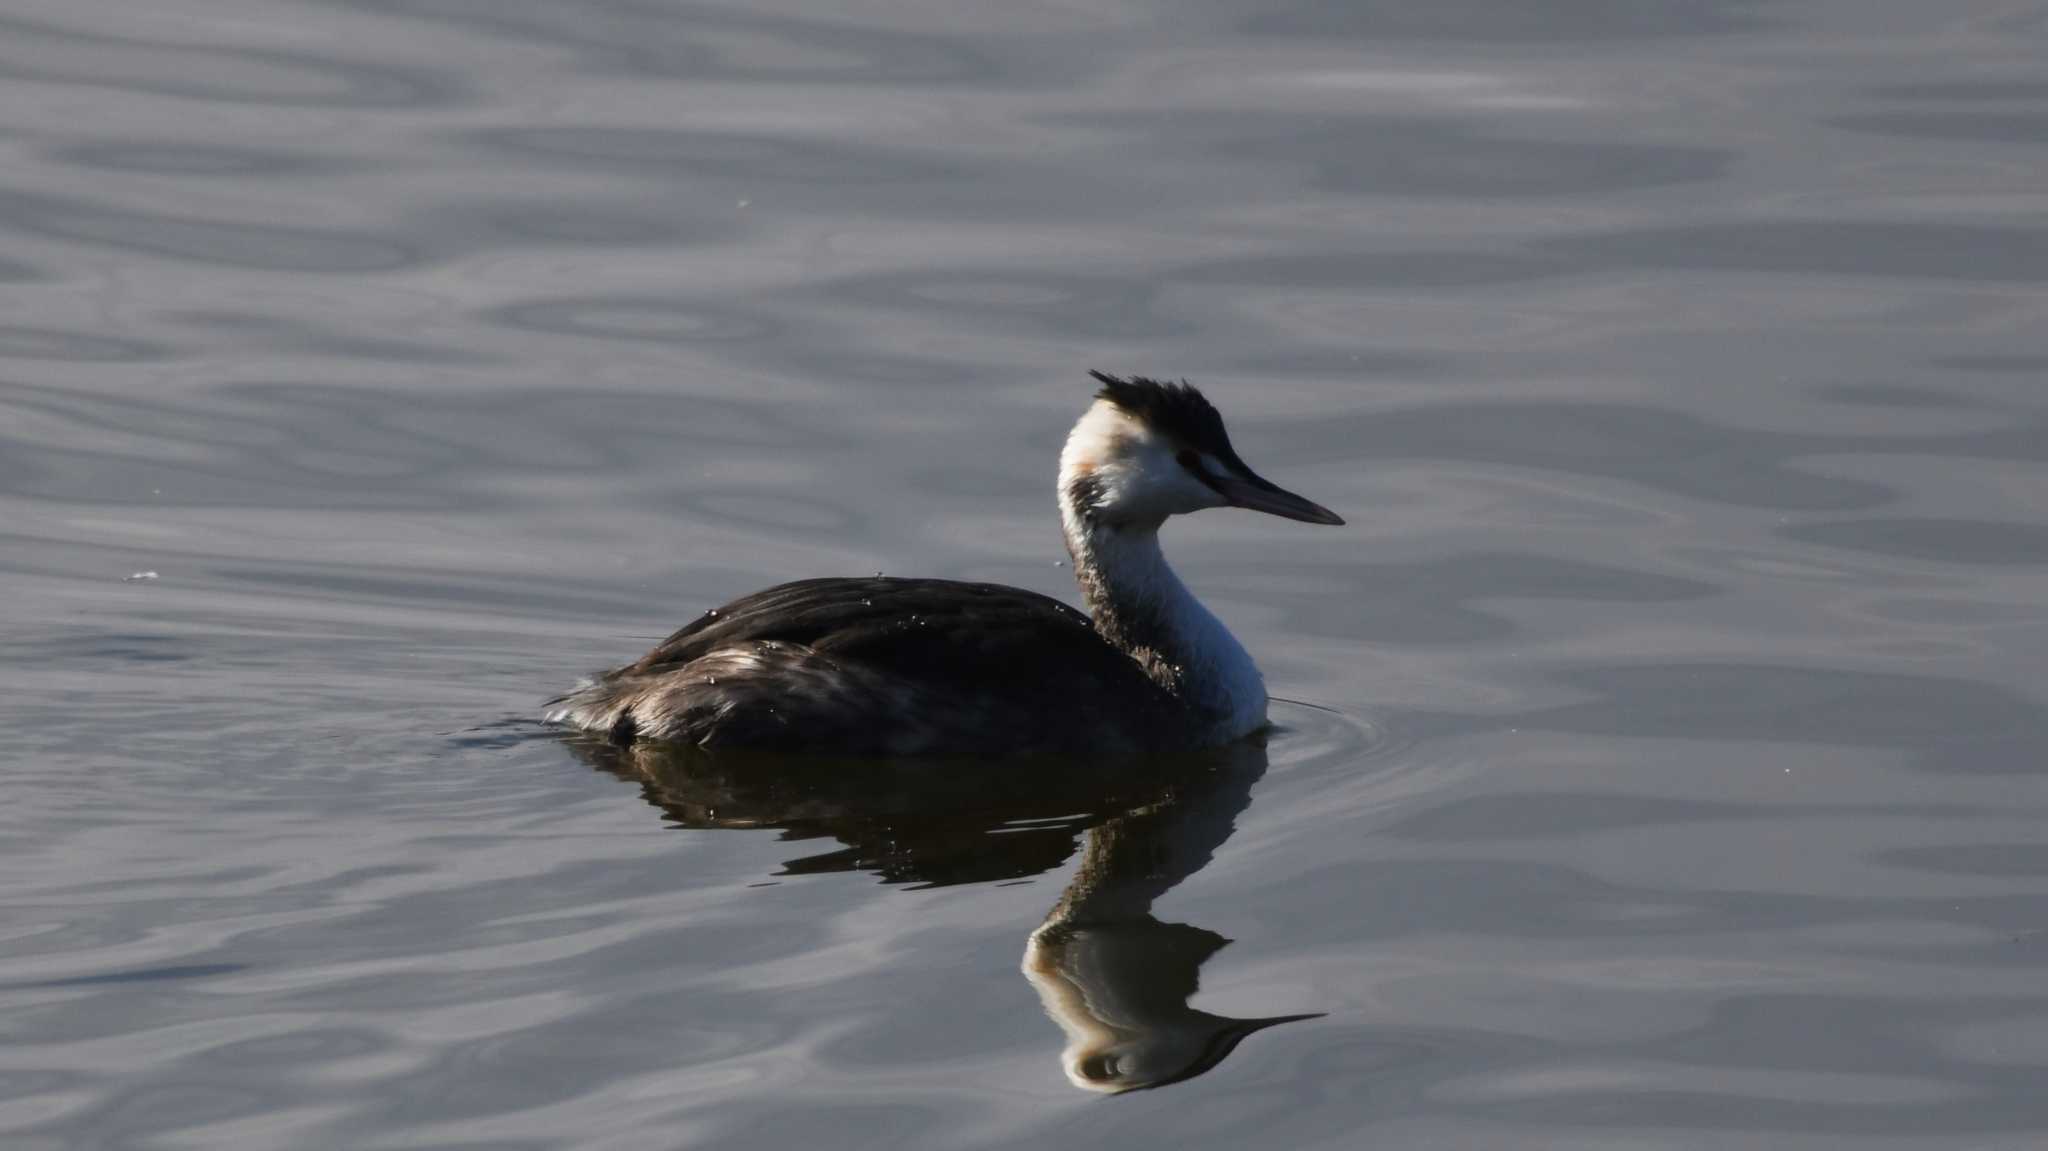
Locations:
1211;472;1344;525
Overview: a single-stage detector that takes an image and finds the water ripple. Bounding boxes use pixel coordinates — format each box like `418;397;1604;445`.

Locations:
0;13;456;108
0;189;419;273
2;0;2046;1146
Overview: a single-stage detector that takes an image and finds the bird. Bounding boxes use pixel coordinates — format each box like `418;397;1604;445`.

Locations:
546;372;1343;757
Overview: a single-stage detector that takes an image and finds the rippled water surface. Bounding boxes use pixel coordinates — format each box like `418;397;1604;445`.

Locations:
5;1;2048;1146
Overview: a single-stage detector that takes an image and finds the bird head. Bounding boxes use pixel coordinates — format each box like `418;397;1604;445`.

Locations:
1059;372;1343;532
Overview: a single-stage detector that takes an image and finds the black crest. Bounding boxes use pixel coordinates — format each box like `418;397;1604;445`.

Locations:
1088;371;1238;462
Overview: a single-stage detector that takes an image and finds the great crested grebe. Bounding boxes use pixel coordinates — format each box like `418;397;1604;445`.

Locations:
547;372;1342;756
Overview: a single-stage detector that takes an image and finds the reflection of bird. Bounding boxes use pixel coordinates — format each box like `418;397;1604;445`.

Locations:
1026;920;1315;1094
1022;740;1319;1093
563;734;1318;1092
547;373;1341;756
567;736;1190;887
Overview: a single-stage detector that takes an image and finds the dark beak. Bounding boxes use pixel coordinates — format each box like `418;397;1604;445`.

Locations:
1212;470;1345;525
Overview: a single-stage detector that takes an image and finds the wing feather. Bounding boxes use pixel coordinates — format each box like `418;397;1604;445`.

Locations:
625;577;1130;686
552;578;1179;754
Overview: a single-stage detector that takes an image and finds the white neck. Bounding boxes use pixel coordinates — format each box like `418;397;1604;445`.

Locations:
1060;512;1268;745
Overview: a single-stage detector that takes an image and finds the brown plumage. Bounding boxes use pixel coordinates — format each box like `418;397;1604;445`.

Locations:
548;577;1183;757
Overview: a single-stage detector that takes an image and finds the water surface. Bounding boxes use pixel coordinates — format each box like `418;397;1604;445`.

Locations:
3;1;2047;1147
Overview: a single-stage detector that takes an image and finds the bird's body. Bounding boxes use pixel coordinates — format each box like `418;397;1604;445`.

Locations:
551;576;1187;757
548;374;1341;756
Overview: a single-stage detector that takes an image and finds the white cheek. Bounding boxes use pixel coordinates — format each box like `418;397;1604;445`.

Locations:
1168;468;1226;512
1124;451;1224;517
1160;447;1227;510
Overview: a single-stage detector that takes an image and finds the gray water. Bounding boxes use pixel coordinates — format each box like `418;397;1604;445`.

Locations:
3;0;2047;1146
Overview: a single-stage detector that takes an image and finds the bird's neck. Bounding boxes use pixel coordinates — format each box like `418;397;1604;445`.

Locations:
1060;506;1267;741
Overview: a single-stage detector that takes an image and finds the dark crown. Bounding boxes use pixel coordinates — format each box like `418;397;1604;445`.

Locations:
1088;371;1239;462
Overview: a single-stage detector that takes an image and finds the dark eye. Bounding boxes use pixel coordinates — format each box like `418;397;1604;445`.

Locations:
1177;448;1227;494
